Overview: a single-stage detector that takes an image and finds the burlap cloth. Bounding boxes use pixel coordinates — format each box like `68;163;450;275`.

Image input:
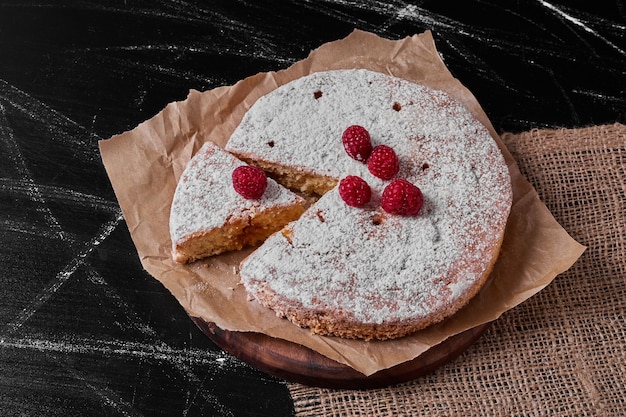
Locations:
288;123;626;416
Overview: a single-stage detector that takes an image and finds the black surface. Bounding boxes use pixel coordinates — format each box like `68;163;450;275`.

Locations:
0;1;624;416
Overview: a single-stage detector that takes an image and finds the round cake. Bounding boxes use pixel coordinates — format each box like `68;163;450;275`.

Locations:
225;69;512;340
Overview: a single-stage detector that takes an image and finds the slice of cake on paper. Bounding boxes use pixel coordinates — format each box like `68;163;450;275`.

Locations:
169;142;306;264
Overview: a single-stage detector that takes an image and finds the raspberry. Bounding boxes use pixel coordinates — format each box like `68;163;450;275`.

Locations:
338;175;371;207
232;165;268;199
381;178;423;215
342;125;372;162
367;145;399;180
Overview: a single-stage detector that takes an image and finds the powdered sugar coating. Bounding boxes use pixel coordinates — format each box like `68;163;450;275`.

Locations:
227;69;512;337
169;142;303;246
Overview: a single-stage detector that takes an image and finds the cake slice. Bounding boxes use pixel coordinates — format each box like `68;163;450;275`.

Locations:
169;142;306;264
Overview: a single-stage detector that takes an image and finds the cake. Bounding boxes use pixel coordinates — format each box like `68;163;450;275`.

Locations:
223;69;512;340
169;141;307;264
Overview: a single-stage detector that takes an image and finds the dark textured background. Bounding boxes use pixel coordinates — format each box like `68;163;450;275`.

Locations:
0;1;624;416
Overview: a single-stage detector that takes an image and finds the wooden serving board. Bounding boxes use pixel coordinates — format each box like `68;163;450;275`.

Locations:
191;317;491;389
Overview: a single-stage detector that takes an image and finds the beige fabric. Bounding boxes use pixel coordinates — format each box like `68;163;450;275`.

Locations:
289;123;626;416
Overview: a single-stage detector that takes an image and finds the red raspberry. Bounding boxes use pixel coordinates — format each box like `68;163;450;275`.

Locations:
367;145;399;180
342;125;372;162
338;175;371;207
381;178;423;216
232;165;268;199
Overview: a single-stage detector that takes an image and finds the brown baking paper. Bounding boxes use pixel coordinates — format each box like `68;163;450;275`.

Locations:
99;30;585;376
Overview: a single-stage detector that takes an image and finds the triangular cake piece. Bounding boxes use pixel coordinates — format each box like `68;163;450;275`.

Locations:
169;142;306;264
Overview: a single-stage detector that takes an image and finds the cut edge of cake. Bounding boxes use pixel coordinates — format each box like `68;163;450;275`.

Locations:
232;154;338;196
171;202;307;264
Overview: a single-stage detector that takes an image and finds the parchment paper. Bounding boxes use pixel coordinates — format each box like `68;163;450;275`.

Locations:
99;30;585;376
